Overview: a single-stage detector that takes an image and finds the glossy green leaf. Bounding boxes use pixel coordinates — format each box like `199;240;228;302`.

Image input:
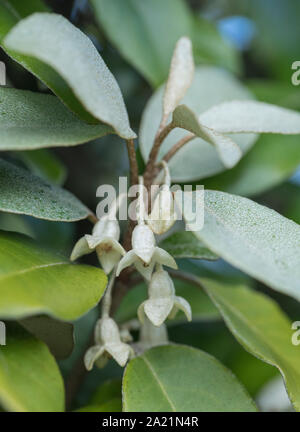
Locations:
0;230;107;320
140;66;256;181
115;278;220;325
173;104;242;168
203;134;300;197
91;0;193;87
2;11;135;138
200;278;300;411
0;158;90;221
17;149;67;185
200;100;300;134
159;231;218;261
0;323;64;412
123;345;256;412
0;88;112;151
182;190;300;301
19;315;74;359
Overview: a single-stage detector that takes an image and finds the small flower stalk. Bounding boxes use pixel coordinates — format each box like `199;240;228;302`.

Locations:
138;265;192;327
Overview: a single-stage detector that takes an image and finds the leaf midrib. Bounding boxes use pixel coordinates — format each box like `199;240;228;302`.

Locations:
0;262;68;282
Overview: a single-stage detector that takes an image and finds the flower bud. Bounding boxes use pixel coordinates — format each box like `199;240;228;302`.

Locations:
147;185;177;235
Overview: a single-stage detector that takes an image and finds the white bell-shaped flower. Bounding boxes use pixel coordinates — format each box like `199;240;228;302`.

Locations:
70;216;125;274
116;224;177;280
84;317;134;370
138;267;192;326
147;184;177;235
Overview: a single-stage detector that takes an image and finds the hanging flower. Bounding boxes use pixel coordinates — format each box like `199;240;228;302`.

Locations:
116;224;177;280
138;266;192;326
84;317;134;370
70;215;125;274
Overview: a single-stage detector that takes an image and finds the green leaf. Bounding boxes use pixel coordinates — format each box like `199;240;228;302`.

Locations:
182;190;300;301
115;278;220;325
19;315;74;359
0;230;107;320
0;88;112;151
16;149;67;185
200;278;300;411
0;323;64;412
91;0;193;88
200;100;300;134
203;134;300;197
173;104;242;168
123;345;256;412
140;66;256;181
0;158;90;222
159;231;218;261
2;11;135;138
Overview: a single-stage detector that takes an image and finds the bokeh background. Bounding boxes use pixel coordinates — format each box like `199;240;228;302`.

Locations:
1;0;300;411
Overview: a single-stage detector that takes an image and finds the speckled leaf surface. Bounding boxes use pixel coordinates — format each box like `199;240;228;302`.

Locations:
123;345;256;412
2;11;135;138
0;323;64;412
0;230;107;320
200;100;300;134
0;88;112;150
140;66;256;181
200;278;300;411
183;190;300;301
159;231;218;260
0;158;90;221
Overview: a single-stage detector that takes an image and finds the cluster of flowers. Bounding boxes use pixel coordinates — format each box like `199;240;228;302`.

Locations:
71;164;192;370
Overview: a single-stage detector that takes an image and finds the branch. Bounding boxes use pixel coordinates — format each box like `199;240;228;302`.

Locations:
126;139;139;187
163;133;195;162
143;121;176;188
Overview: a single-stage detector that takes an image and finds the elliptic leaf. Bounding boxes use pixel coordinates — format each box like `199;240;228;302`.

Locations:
182;190;300;302
200;100;300;135
0;323;64;412
0;230;107;320
0;158;90;222
0;88;112;151
200;278;300;411
123;345;256;412
3;12;135;138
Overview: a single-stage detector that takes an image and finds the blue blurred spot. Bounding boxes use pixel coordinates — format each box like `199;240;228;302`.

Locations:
218;16;256;51
290;166;300;185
